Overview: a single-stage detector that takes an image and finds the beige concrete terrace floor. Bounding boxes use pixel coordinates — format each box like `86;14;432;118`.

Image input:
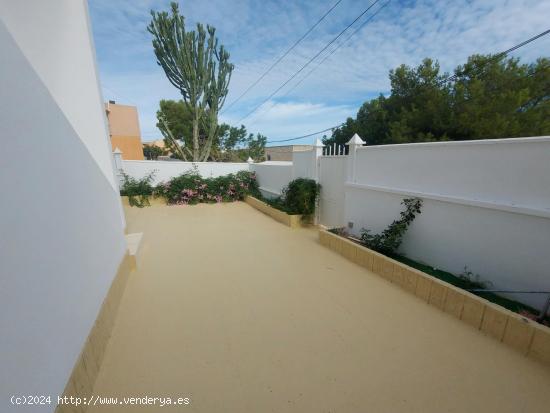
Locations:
88;202;550;413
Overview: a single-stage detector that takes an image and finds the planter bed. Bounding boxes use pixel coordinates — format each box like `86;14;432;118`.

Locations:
245;196;310;228
120;195;166;207
319;228;550;367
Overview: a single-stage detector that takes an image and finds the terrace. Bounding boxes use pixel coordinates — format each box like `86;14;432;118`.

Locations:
87;202;550;412
3;3;550;413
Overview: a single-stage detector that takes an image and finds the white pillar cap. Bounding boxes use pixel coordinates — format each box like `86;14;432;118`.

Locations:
346;134;365;146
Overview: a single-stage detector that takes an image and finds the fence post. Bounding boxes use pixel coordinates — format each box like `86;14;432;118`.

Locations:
247;156;254;172
313;137;323;182
112;147;124;187
346;134;365;183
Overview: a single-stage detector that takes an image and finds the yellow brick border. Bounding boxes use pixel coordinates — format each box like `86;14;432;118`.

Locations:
55;253;134;413
319;229;550;367
245;196;308;228
120;195;166;206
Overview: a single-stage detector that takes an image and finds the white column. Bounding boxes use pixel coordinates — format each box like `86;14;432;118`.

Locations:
113;147;124;187
346;134;365;183
313;137;323;182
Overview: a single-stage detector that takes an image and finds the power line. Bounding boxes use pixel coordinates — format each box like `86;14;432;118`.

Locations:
252;0;391;125
438;28;550;86
266;124;344;144
221;0;344;114
238;0;384;123
265;65;549;145
265;28;550;145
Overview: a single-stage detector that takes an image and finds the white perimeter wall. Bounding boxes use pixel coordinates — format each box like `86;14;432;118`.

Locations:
319;156;347;229
255;137;550;309
292;149;316;179
122;160;249;185
0;2;126;411
250;161;293;198
344;138;550;309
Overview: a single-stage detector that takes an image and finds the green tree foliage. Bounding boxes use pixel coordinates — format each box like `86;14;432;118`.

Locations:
216;124;248;152
245;133;267;162
326;55;550;146
156;99;266;161
148;2;233;161
156;99;205;160
143;144;166;160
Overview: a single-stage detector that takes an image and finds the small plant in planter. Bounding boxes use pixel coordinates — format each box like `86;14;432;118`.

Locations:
120;171;156;208
360;198;422;254
458;266;492;289
283;178;320;217
264;178;321;221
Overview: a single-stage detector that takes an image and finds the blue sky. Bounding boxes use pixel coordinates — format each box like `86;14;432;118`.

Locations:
88;0;550;145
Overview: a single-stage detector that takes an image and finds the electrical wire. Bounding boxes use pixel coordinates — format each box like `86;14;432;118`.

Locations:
251;0;391;126
221;0;344;114
264;29;550;144
237;0;384;123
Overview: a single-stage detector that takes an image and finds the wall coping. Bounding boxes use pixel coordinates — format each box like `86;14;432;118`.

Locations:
122;160;249;166
356;136;550;151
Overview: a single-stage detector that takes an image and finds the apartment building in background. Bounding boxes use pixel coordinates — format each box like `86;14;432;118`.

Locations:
105;101;144;160
265;144;313;161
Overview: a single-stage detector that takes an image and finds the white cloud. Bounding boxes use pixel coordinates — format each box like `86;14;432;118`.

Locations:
221;100;355;143
89;0;550;144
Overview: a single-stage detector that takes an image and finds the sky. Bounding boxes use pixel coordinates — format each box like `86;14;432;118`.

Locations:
88;0;550;145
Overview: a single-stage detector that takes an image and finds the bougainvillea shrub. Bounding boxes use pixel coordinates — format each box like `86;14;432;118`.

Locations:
155;170;260;205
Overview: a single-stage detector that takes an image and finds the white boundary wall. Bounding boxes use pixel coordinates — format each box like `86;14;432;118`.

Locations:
120;159;249;185
318;156;347;228
256;136;550;310
250;161;293;198
250;144;322;199
343;137;550;309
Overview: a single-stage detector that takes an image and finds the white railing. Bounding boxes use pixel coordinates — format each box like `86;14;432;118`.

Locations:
322;143;347;156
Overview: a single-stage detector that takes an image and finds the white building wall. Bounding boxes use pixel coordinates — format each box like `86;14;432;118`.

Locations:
0;0;118;190
0;2;126;412
121;160;249;185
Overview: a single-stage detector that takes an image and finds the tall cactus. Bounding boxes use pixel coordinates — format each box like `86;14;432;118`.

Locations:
148;2;233;161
